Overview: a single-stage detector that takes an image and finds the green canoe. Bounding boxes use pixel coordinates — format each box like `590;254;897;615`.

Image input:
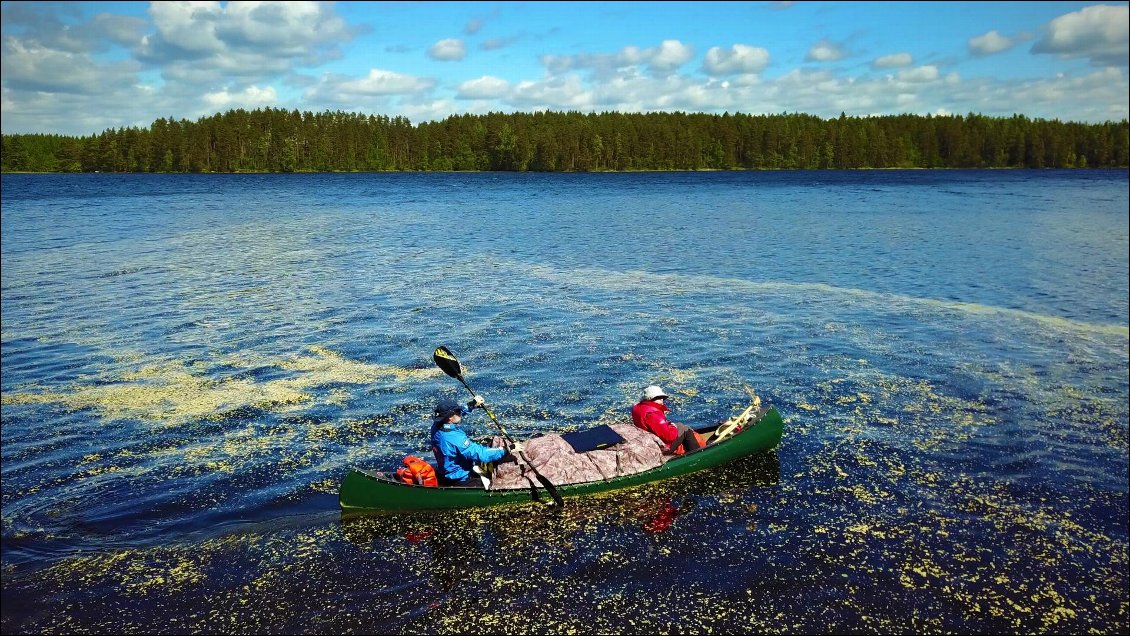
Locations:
339;405;784;512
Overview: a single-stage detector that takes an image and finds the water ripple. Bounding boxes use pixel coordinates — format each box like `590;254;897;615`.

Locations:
2;171;1126;634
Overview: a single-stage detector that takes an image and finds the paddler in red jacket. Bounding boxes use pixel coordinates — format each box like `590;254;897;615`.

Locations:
630;385;704;454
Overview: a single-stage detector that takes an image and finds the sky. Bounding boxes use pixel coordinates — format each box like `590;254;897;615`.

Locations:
1;1;1128;136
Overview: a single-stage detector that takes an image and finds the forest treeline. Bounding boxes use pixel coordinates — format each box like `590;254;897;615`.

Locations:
2;108;1128;173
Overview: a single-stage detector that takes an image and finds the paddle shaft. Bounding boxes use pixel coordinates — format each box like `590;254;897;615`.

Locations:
453;375;515;444
449;371;563;506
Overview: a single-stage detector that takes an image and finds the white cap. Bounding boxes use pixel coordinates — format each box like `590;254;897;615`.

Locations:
642;385;669;401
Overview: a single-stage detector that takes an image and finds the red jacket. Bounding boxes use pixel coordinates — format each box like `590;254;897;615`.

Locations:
631;400;678;449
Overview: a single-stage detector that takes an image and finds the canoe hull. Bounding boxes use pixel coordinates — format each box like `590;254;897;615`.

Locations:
339;406;783;512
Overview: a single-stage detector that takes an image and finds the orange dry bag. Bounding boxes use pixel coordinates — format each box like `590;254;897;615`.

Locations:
395;455;438;487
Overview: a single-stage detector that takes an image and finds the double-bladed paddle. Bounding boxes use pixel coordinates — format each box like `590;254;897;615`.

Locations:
432;346;564;507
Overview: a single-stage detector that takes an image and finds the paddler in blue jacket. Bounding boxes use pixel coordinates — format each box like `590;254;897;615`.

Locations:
430;396;517;487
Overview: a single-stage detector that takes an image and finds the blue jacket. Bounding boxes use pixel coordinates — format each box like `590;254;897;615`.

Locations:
430;410;506;483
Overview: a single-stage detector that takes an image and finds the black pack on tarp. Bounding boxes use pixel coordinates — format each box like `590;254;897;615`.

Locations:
560;424;625;453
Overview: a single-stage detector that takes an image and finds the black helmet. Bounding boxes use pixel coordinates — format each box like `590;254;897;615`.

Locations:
433;398;463;424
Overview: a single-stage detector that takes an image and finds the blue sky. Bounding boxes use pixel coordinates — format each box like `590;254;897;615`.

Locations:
2;1;1127;136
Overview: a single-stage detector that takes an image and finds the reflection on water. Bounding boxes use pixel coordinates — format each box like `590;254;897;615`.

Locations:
1;171;1126;634
340;451;783;544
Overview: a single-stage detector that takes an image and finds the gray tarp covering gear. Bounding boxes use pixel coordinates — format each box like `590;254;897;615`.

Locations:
487;422;667;490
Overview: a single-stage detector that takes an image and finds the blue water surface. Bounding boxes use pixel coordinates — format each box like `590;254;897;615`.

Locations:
2;170;1127;634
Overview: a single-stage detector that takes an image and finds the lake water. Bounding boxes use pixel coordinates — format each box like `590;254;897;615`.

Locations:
2;170;1127;634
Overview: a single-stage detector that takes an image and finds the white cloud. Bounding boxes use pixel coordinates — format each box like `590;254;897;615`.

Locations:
897;65;940;83
510;75;593;110
591;73;689;110
617;45;648;67
486;60;1120;126
0;35;140;94
650;39;694;72
540;39;694;77
92;13;149;48
1032;4;1129;67
342;69;435;96
428;38;466;61
728;73;764;89
938;67;1127;122
1;83;168;134
222;2;340;53
457;76;510;99
141;1;351;61
138;1;354;74
806;39;847;62
873;52;912;69
312;69;436;100
203;84;278;108
130;0;354;97
144;1;225;56
969;30;1016;57
0;3;148;54
399;98;478;124
703;44;770;76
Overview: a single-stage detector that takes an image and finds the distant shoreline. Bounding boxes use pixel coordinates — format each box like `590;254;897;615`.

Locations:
5;166;1128;175
4;108;1127;173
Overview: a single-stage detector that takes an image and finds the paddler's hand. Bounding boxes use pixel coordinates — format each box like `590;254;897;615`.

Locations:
467;395;485;410
509;441;524;455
